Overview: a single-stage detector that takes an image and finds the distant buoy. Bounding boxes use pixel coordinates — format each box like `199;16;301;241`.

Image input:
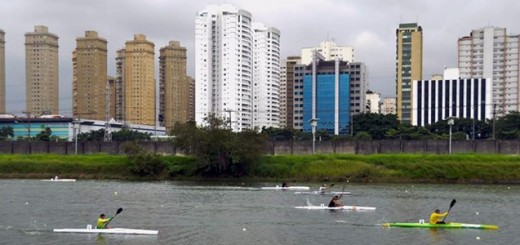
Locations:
114;191;118;195
476;212;479;215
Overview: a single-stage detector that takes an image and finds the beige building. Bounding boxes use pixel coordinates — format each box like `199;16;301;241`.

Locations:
25;25;59;116
159;41;189;133
121;34;155;126
279;56;301;128
187;76;195;122
381;97;397;115
396;23;422;124
107;76;117;120
0;29;5;113
72;31;107;120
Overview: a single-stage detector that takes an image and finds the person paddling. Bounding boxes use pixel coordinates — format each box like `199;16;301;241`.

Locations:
429;209;448;224
282;182;288;188
319;184;328;194
328;195;343;207
96;214;113;229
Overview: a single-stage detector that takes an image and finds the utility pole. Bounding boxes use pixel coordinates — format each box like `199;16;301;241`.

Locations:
492;104;496;140
23;111;31;141
103;79;112;142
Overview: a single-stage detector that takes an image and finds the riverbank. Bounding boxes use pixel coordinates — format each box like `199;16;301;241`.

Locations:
1;154;519;183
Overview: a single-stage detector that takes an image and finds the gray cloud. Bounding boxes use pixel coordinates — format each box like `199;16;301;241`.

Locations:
1;0;518;115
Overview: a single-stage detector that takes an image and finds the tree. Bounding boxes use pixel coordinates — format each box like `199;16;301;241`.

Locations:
171;115;267;177
353;113;399;140
495;111;520;139
0;126;14;141
36;127;52;141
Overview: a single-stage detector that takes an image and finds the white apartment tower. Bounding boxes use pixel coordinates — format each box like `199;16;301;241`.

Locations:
252;22;281;129
0;29;5;114
458;27;520;116
195;4;280;131
301;41;354;65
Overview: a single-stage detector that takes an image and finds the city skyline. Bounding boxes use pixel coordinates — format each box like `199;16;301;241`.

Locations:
1;0;519;115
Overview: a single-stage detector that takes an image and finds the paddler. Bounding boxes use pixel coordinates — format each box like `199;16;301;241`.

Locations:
328;195;343;207
429;209;448;224
319;184;328;194
96;214;113;229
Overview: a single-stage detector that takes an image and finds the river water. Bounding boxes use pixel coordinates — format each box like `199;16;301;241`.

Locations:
0;180;518;245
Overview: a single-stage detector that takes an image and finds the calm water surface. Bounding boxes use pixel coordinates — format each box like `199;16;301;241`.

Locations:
0;180;519;244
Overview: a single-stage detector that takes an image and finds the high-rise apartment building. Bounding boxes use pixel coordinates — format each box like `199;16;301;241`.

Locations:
252;22;281;129
107;76;117;120
159;41;189;133
25;25;59;116
0;29;5;114
301;41;354;65
187;76;195;122
195;4;280;131
279;56;301;128
72;31;107;120
115;49;125;121
458;27;520;116
121;34;155;126
396;23;423;124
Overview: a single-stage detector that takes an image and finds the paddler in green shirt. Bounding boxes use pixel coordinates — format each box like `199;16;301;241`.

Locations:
96;214;113;229
429;209;448;224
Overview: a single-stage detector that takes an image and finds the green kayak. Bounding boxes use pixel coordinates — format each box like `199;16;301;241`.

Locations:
383;222;499;230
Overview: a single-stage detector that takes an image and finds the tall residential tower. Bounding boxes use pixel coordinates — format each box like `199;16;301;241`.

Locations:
159;41;189;133
195;4;280;131
0;29;5;114
396;23;423;124
72;31;107;120
121;34;155;126
458;27;520;116
25;25;59;116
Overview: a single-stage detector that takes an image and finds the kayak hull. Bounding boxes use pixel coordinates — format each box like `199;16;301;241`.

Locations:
383;222;498;230
295;205;376;211
261;186;309;190
53;228;158;235
294;191;351;195
41;179;76;182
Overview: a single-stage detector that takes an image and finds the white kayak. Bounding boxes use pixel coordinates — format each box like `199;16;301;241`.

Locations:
295;203;376;211
294;191;351;195
53;227;158;235
41;179;76;182
261;186;310;190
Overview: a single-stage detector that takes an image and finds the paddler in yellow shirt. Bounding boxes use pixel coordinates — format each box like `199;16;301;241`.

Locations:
96;214;113;229
429;209;448;224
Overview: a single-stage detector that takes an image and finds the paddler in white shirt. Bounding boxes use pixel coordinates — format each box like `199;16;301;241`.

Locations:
319;184;328;194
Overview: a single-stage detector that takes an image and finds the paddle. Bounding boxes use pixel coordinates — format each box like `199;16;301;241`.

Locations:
104;208;123;228
337;185;346;206
441;199;456;222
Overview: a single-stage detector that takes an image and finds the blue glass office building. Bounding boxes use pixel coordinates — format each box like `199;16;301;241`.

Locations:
303;68;350;134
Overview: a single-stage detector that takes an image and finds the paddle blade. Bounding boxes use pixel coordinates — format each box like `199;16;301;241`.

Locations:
116;208;123;215
449;199;456;208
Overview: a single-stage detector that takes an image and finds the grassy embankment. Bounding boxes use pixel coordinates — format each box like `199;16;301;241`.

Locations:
1;154;520;183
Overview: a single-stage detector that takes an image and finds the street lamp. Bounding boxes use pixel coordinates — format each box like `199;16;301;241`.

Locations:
447;117;455;154
309;118;319;154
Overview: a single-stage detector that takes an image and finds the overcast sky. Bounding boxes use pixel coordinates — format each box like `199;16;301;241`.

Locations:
1;0;519;116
